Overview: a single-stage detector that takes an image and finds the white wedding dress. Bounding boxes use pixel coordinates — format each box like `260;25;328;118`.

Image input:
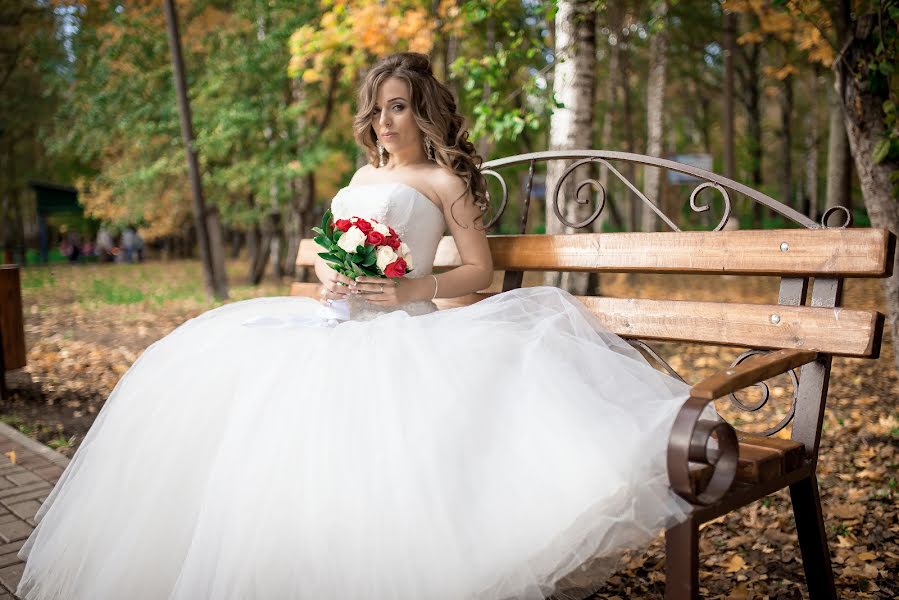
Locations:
18;183;694;600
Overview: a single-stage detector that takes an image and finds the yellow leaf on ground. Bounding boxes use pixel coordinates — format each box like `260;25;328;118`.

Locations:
4;450;15;464
857;551;877;561
725;554;747;573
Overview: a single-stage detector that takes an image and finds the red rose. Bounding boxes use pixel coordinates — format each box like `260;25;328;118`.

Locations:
386;236;401;250
366;231;385;246
335;219;352;232
354;219;373;234
388;226;398;237
384;257;407;278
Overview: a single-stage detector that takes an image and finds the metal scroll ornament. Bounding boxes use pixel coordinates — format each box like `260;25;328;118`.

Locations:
727;349;800;437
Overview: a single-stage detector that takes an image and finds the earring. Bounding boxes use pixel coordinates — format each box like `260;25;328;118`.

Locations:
424;137;434;160
376;140;385;167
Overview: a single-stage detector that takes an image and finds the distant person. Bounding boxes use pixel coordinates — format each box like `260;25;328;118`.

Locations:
60;229;81;262
134;231;145;262
96;227;114;262
121;226;136;263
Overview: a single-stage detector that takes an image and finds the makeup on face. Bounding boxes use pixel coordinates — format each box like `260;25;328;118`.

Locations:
371;77;422;158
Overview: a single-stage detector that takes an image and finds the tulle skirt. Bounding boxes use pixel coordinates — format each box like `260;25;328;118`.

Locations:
17;286;692;600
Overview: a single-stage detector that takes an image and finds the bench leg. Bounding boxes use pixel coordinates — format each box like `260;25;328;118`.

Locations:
665;516;699;600
789;474;837;600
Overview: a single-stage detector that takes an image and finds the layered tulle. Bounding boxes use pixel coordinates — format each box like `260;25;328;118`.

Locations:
18;287;692;600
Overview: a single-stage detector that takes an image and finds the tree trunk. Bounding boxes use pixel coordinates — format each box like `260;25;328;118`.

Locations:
802;71;821;221
642;0;668;233
250;213;275;285
825;83;852;226
229;229;242;259
163;0;228;299
597;3;622;229
779;72;793;209
269;210;284;279
544;0;596;294
835;14;899;373
206;206;229;292
737;40;764;225
246;223;261;284
723;10;736;180
619;21;638;231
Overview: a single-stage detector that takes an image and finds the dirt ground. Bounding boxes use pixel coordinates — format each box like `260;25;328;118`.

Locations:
1;262;896;598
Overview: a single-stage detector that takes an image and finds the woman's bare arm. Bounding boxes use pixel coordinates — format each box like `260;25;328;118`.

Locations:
430;174;493;299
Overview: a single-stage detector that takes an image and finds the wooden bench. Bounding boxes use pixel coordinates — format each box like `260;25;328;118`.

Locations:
0;265;27;400
290;151;895;599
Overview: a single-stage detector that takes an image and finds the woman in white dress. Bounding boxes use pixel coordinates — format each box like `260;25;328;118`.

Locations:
17;52;692;600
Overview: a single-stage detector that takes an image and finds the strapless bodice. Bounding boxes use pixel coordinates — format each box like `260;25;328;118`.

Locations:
329;182;447;319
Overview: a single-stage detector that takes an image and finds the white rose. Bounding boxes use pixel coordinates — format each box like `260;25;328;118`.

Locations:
337;226;367;253
376;246;398;272
404;252;414;271
372;222;390;236
398;242;411;257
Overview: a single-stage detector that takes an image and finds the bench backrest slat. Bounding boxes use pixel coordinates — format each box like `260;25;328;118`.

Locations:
297;228;893;277
289;282;883;358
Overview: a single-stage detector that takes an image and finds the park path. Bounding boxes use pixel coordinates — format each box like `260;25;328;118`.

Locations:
0;422;67;599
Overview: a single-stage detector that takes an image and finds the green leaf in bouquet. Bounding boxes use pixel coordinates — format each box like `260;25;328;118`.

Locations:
350;262;364;276
313;235;330;248
333;230;343;242
361;254;376;267
318;252;341;264
320;209;332;234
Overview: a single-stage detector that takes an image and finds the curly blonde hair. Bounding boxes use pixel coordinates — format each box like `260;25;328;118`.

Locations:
352;52;488;219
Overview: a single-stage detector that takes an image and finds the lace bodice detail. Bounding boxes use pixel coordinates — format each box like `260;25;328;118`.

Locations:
329;183;447;319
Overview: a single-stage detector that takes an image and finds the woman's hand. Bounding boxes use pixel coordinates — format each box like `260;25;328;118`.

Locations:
318;268;355;305
350;276;429;308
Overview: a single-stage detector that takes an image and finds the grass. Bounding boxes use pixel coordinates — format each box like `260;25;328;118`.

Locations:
20;259;292;312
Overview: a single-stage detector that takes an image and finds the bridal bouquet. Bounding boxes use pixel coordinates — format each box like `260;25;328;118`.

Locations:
312;209;413;279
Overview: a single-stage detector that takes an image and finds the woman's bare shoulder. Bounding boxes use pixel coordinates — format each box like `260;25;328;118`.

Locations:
430;168;468;204
348;164;377;185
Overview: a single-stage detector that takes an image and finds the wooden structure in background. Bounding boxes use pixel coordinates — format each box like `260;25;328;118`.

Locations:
0;265;26;399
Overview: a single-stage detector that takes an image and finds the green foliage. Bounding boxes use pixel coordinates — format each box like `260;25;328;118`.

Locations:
449;1;555;148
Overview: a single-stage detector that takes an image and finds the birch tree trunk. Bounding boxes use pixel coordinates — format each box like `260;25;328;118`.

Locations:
835;14;899;373
597;3;622;232
544;0;596;294
641;0;668;233
619;17;638;230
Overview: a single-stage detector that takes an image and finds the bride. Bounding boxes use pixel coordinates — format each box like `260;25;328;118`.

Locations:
17;52;693;600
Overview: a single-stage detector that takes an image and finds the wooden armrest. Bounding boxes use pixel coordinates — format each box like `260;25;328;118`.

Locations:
667;349;818;505
690;349;818;401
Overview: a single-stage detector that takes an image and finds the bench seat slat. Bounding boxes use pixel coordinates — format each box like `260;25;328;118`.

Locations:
289;283;881;358
692;436;805;487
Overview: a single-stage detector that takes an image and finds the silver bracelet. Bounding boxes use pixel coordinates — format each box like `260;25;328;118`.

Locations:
431;274;439;300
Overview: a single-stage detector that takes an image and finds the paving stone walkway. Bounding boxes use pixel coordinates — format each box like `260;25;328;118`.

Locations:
0;423;68;599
